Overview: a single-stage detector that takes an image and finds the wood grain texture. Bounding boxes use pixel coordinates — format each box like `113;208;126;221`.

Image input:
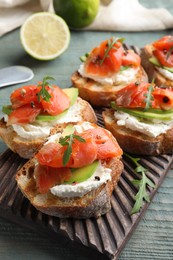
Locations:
0;136;173;259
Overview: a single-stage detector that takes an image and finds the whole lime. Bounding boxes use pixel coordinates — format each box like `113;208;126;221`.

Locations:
53;0;100;29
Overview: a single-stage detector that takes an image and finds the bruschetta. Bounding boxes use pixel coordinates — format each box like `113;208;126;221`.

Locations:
71;37;148;107
102;81;173;155
16;122;123;218
141;35;173;87
0;76;97;159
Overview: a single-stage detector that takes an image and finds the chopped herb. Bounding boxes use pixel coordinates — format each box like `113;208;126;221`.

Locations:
124;152;155;215
59;134;86;166
100;37;125;65
166;45;173;60
143;83;154;110
2;105;12;115
80;52;90;62
37;76;55;102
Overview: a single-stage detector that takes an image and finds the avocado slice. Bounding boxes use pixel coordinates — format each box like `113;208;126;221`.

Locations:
111;102;173;120
36;110;68;121
63;87;78;106
149;56;161;67
115;106;173;120
163;66;173;73
149;56;173;73
65;160;99;184
61;124;74;137
36;88;78;122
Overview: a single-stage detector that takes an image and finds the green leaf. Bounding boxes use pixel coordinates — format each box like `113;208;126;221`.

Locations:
166;45;173;60
131;179;141;185
73;134;86;142
131;172;151;214
124;152;156;215
59;133;86;166
80;52;90;62
143;83;154;111
2;105;12;115
37;76;55;102
100;37;125;65
63;142;72;166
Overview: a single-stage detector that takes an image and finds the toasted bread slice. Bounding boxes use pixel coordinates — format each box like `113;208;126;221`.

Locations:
0;97;97;159
102;109;173;155
16;157;123;218
16;123;123;219
141;44;173;87
71;66;148;107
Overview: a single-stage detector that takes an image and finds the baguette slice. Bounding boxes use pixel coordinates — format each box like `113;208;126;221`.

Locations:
141;44;173;87
71;66;148;107
16;124;123;219
102;109;173;155
0;97;97;159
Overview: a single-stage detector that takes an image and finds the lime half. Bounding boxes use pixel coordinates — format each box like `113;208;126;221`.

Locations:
20;12;70;60
53;0;100;29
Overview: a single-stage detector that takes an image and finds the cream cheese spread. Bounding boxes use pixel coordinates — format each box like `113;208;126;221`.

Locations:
46;122;94;144
114;111;173;138
50;161;112;198
5;101;83;140
156;67;173;81
78;63;139;85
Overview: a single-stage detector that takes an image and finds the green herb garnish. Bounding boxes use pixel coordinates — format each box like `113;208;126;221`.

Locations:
2;105;12;115
37;76;55;102
166;45;173;60
100;37;125;65
143;82;154;111
124;152;155;215
59;134;86;166
80;52;90;62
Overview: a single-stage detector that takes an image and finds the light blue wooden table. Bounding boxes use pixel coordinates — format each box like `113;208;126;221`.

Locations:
0;1;173;259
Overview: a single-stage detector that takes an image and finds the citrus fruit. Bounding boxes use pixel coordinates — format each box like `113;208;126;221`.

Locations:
53;0;100;29
20;12;70;60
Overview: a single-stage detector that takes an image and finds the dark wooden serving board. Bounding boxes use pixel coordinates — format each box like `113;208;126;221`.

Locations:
0;110;173;259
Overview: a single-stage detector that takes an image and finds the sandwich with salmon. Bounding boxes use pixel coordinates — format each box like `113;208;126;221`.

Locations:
102;81;173;155
16;122;123;218
71;37;148;107
141;35;173;87
0;76;97;159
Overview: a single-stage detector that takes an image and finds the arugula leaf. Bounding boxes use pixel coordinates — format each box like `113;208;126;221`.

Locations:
124;152;156;214
59;133;86;166
100;37;125;65
2;105;12;115
166;45;173;60
37;76;55;102
143;82;154;111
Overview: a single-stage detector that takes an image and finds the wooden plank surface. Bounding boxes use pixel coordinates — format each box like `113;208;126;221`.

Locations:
0;4;173;258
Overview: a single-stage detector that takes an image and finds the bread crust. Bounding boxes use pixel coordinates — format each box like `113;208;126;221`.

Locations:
16;152;123;219
102;109;173;155
71;66;148;107
141;44;173;87
0;97;97;159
